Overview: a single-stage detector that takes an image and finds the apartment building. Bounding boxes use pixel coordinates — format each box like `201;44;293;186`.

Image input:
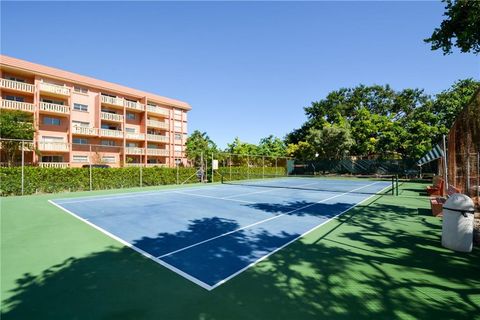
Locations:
0;55;190;168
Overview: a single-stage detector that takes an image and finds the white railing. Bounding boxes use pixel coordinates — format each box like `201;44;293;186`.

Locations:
38;142;69;152
101;112;124;122
147;134;169;143
124;100;144;111
39;82;70;96
1;99;35;112
0;79;35;93
39;162;69;168
147;148;169;156
147;105;169;116
101;95;124;107
99;129;124;138
125;147;145;155
40;102;69;114
72;126;98;136
125;132;145;140
125;163;144;167
147;119;169;129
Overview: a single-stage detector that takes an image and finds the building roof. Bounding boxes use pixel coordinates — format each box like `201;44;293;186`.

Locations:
0;55;191;110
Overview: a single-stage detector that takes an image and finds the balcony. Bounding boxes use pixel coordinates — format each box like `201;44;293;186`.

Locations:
39;82;70;97
147;134;169;143
125;163;145;167
72;126;98;136
101;95;124;107
125;147;145;155
146;163;167;167
146;105;169;116
125;132;145;140
1;99;35;112
124;100;144;111
40;102;70;115
147;119;169;129
101;112;124;122
38;142;69;152
39;162;69;168
147;148;169;156
99;128;124;138
0;79;35;93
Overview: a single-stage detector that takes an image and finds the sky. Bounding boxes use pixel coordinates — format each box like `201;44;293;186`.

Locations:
1;1;479;148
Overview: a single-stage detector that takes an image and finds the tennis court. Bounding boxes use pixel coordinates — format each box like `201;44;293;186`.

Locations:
50;176;392;290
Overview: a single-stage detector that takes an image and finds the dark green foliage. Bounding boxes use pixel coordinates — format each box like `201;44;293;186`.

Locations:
425;0;480;54
0;167;198;196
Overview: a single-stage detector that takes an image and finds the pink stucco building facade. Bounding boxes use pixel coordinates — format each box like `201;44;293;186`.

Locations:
0;55;190;168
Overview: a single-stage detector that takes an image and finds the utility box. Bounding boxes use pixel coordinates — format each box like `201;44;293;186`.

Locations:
442;193;475;252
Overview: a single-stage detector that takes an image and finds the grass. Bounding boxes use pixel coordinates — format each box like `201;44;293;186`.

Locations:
1;182;479;319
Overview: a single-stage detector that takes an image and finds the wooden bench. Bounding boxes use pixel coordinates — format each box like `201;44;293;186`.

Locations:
430;185;461;217
426;176;444;196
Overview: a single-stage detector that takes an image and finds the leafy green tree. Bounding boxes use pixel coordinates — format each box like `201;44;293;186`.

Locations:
308;123;354;160
286;141;314;161
0;110;35;165
425;0;480;54
185;130;217;167
258;135;286;157
226;137;259;155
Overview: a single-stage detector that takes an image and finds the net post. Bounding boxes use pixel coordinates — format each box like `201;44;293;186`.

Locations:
391;176;394;195
396;175;399;196
21;140;24;196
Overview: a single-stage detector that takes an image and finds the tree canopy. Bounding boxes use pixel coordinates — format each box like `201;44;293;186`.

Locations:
0;110;35;165
425;0;480;55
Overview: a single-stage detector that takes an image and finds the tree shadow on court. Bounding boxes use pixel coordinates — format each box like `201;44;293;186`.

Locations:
246;200;355;217
2;197;480;319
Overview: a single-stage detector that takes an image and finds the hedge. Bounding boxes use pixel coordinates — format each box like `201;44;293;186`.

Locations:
0;166;287;196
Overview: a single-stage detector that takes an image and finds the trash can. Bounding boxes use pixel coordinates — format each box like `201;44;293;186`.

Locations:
442;193;475;252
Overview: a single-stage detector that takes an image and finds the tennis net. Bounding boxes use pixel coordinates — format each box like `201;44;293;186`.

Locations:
218;172;397;196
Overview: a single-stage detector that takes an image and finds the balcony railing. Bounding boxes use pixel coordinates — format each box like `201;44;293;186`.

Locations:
125;163;144;167
125;132;145;140
101;112;124;122
146;163;167;167
147;119;169;129
39;162;69;168
147;134;169;143
40;102;69;114
1;99;35;112
0;79;35;93
125;147;145;155
72;126;98;136
101;95;124;107
147;148;169;156
39;82;70;96
147;105;169;116
38;142;69;152
100;129;124;138
124;100;144;111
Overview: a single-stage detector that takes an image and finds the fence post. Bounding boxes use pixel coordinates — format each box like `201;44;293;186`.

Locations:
229;154;232;180
211;153;214;183
89;144;93;191
477;152;479;201
247;154;250;179
262;156;265;178
275;157;277;176
21;140;24;196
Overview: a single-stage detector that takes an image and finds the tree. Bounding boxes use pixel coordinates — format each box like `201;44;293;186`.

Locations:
308;124;354;160
0;110;35;165
257;135;286;157
425;0;480;54
185;130;217;167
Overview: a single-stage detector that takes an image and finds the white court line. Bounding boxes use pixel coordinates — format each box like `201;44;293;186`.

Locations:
173;191;255;204
157;181;381;259
48;199;214;291
222;181;321;199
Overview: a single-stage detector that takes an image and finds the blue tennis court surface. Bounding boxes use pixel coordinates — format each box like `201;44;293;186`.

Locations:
50;177;391;290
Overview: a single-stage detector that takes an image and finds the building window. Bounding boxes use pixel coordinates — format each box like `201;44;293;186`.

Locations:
147;102;157;107
101;124;119;130
100;140;116;146
5;95;24;102
74;86;88;94
147;144;158;149
174;109;182;115
126;142;138;147
101;93;116;98
73;103;88;112
41;155;63;163
126;113;136;120
41;136;63;142
73;155;89;163
174;145;182;152
73;138;88;145
43;117;61;126
102;156;115;163
125;127;136;133
73;121;90;127
174;121;182;130
6;76;25;83
175;133;182;140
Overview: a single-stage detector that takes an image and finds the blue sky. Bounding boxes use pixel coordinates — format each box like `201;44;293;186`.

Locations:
1;1;478;148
